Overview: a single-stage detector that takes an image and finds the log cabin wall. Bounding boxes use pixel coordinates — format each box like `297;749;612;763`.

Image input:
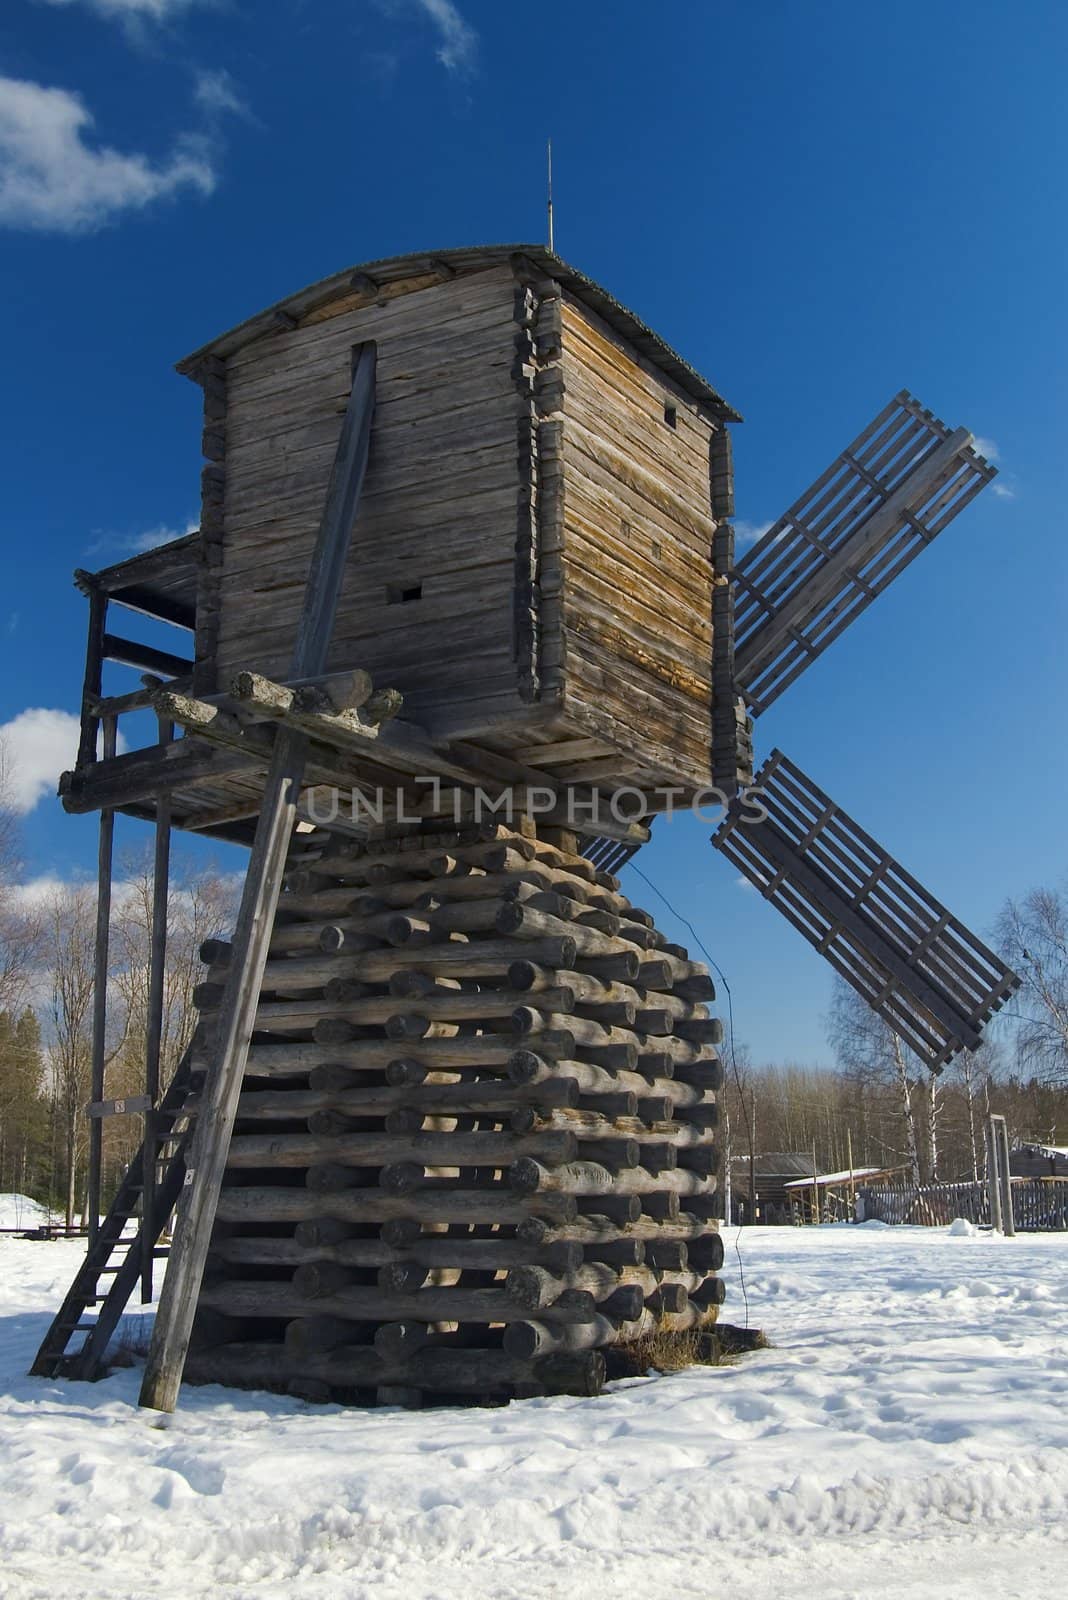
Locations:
178;246;740;802
549;295;721;793
195;264;532;725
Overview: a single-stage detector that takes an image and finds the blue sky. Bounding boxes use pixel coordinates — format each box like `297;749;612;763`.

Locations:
1;0;1065;1064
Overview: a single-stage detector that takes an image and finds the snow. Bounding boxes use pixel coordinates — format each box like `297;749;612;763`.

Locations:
2;1225;1067;1600
0;1194;51;1231
783;1166;886;1188
947;1217;978;1237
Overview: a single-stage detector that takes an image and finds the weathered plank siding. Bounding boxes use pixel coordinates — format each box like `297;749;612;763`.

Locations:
211;266;529;722
552;296;718;789
184;249;733;797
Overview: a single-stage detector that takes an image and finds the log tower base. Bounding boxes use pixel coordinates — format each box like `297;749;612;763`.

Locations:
187;815;725;1407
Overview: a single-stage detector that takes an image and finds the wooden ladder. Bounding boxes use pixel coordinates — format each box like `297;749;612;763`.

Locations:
29;1047;197;1381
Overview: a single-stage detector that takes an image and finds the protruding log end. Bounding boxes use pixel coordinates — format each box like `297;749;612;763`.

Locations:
199;937;232;967
293;1261;351;1299
363;687;404;725
385;1059;428;1087
380;1161;424;1194
534;1351;605;1397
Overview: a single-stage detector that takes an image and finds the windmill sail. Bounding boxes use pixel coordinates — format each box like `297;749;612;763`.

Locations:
733;392;997;716
713;750;1019;1071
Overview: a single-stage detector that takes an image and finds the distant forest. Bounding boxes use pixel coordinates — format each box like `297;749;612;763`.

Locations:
1;746;1066;1225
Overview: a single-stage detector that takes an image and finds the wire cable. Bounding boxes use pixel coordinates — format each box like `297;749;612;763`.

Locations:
628;863;752;1328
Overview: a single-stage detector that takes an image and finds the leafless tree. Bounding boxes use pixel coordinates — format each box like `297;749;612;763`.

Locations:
41;884;99;1229
997;883;1068;1087
828;981;924;1184
105;853;235;1174
0;738;41;1012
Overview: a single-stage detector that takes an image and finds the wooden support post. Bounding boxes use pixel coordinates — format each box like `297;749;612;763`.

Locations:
141;717;172;1301
986;1115;1003;1233
748;1088;757;1225
77;588;107;770
140;340;377;1413
87;715;117;1245
846;1127;855;1212
992;1113;1015;1237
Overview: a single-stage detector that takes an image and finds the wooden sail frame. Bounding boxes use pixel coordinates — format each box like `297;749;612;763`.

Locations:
713;750;1020;1070
733;392;997;716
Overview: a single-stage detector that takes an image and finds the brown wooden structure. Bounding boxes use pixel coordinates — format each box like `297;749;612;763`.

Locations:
32;244;1019;1410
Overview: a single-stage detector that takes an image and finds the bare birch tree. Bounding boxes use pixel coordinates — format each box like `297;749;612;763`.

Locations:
828;980;924;1185
997;883;1068;1087
0;738;40;1012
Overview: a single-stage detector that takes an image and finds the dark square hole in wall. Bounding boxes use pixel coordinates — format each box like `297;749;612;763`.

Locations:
387;583;423;604
663;401;678;429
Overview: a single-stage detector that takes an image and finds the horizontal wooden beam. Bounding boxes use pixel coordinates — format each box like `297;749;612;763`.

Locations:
102;634;194;679
107;587;196;632
60;740;262;814
74;531;199;595
156;681;648;846
86;1094;152;1119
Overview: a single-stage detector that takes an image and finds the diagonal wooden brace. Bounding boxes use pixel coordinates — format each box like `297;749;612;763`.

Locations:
139;341;378;1413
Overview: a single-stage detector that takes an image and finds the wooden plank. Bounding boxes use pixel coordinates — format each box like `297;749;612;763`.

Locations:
102;634;194;680
86;1095;152;1118
76;589;107;771
733;395;997;715
715;748;1020;1068
139;340;378;1414
141;715;172;1301
86;715;116;1247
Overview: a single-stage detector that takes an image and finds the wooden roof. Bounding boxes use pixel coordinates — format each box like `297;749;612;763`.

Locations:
76;532;199;630
175;244;742;423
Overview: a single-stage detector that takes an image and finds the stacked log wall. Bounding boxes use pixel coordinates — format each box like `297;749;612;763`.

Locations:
188;821;725;1406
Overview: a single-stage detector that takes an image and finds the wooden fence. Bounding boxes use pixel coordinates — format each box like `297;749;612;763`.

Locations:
861;1177;1068;1231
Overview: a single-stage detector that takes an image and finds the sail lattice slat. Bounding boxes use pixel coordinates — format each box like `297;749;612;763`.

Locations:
733;392;997;715
713;750;1019;1070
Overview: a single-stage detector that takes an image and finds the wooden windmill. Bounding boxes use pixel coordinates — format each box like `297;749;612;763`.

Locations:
30;246;1018;1411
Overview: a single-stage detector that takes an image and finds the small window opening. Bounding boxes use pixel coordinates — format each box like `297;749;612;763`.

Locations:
663;401;678;429
387;582;423;604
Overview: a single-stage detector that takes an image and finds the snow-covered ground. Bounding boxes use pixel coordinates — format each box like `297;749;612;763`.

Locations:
1;1221;1066;1600
0;1194;52;1232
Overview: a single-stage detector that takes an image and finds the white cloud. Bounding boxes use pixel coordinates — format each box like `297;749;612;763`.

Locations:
970;439;1018;501
734;520;773;549
0;708;128;814
417;0;477;73
8;873;91;910
0;76;215;233
375;0;478;76
130;520;197;551
735;875;757;893
193;68;251;121
86;518;198;560
36;0;209;19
